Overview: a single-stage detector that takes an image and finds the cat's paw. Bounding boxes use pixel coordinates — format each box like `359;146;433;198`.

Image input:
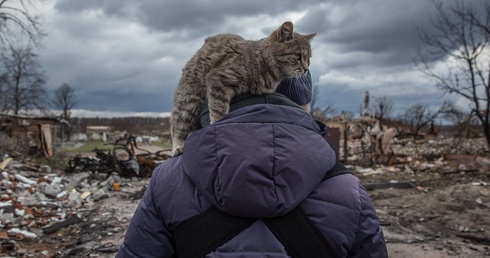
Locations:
171;146;184;157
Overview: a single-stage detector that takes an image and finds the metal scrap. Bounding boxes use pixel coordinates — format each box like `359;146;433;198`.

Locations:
65;136;172;177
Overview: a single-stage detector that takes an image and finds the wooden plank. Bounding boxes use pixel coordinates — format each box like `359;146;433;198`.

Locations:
42;215;82;234
363;181;414;191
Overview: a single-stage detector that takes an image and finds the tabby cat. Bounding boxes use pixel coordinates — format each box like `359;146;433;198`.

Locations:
170;21;316;156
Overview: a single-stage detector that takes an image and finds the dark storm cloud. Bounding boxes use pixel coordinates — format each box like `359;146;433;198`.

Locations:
300;0;443;68
74;88;167;113
54;0;317;38
35;0;487;116
54;0;128;17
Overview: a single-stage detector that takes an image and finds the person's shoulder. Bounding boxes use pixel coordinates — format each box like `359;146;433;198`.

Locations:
324;170;360;187
148;157;183;186
327;172;376;213
318;172;366;206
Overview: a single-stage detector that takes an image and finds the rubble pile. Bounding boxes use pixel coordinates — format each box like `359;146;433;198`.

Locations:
390;137;488;156
346;136;490;257
0;133;488;257
0;158;148;257
344;136;488;166
347;136;490;186
373;181;490;256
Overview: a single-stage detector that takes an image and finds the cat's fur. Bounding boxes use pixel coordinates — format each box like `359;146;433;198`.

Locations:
170;21;316;156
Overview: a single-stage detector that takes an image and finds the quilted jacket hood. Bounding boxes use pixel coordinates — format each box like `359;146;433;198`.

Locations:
182;102;336;218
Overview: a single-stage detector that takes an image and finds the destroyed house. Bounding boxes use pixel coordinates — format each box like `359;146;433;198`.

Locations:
0;114;68;157
86;125;112;141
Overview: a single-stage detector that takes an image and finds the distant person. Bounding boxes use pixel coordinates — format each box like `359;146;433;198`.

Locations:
116;73;388;257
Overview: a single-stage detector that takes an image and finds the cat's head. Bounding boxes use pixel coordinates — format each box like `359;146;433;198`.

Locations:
267;21;316;79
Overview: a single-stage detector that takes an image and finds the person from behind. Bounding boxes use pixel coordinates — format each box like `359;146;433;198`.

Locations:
116;72;388;258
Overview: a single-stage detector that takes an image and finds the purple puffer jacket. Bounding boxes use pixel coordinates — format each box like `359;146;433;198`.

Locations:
117;103;388;258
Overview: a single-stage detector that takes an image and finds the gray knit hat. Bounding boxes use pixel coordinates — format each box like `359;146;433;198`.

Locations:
275;70;312;105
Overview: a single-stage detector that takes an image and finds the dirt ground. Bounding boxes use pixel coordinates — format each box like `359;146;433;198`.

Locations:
3;139;490;257
349;135;490;257
360;169;490;257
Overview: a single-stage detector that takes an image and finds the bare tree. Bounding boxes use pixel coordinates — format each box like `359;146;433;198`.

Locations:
414;0;490;149
0;73;7;112
0;0;45;47
53;83;78;120
402;104;435;136
374;96;393;128
402;101;458;135
310;85;336;121
53;83;77;140
439;100;465;124
0;45;47;115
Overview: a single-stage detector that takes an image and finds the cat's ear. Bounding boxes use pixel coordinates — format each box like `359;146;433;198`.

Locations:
303;33;317;42
277;21;294;42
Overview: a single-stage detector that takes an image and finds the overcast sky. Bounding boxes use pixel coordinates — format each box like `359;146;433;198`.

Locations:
25;0;485;117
